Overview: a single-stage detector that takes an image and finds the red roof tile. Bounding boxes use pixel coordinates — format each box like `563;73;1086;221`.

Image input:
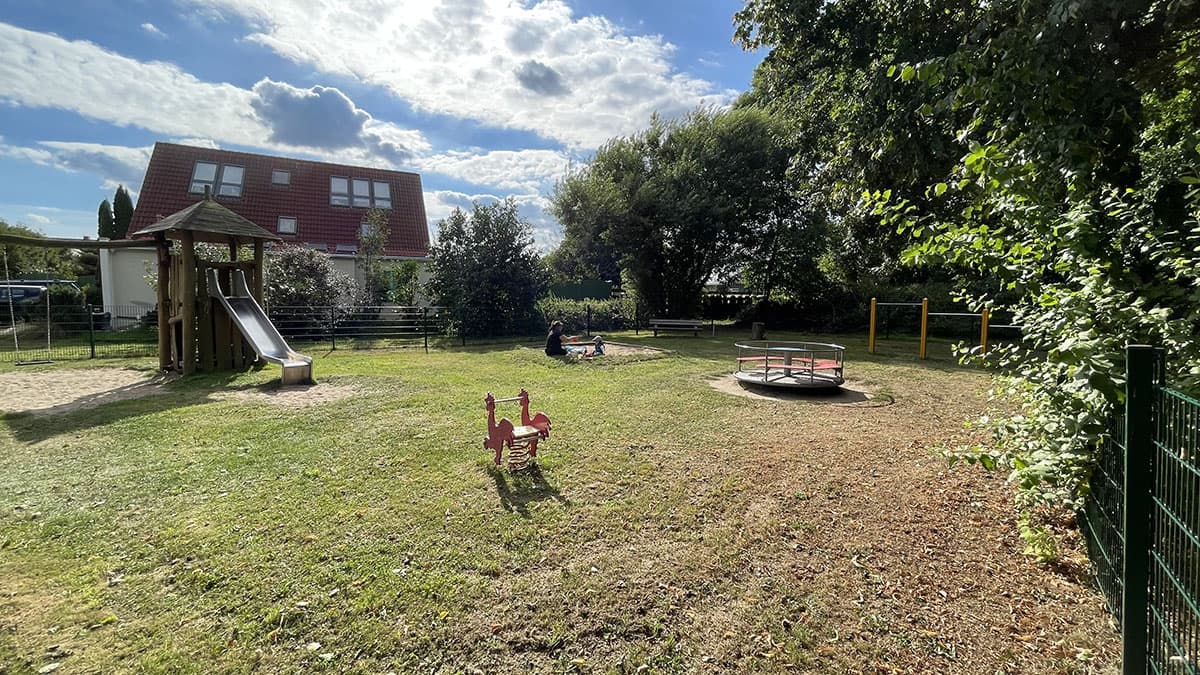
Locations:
129;142;430;257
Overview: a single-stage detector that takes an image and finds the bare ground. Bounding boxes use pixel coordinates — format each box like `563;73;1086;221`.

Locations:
461;367;1119;673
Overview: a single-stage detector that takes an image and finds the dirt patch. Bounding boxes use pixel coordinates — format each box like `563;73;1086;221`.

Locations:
216;382;360;408
560;340;667;359
0;367;169;416
707;374;890;406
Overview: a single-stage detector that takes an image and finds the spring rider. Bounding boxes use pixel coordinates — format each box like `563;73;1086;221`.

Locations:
484;389;551;470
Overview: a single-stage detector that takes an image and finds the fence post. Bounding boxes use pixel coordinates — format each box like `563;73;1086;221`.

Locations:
88;304;96;359
586;305;591;337
330;306;337;351
423;306;429;354
634;305;639;336
919;298;929;359
868;298;877;354
1122;344;1155;675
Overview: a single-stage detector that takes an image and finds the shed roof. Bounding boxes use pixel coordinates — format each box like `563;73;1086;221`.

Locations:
132;193;281;244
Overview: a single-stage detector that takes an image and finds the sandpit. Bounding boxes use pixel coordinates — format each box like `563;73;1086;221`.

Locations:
0;367;170;415
707;373;892;407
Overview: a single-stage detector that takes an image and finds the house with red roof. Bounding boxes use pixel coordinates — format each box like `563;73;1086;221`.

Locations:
101;142;430;309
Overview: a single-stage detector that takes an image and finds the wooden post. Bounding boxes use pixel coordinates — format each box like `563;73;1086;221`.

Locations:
1122;345;1156;675
228;236;239;262
197;263;212;372
155;235;171;371
868;297;877;354
918;297;929;360
180;231;197;375
252;239;265;304
980;307;990;354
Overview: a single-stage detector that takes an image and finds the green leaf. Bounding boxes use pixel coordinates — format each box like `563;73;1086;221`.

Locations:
900;66;916;82
934;183;948;197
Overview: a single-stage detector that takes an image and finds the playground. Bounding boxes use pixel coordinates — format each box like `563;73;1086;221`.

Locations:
0;332;1118;673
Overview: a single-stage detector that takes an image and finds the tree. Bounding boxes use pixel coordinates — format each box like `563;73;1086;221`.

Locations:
550;107;801;318
112;186;134;238
97;199;118;239
266;245;362;309
737;0;1200;508
0;220;77;280
426;200;546;337
357;208;391;304
733;0;978;287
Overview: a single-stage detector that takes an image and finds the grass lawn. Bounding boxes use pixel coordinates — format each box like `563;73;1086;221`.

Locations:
0;330;1117;673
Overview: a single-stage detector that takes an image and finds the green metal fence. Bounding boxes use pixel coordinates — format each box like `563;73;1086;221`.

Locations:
1082;345;1199;674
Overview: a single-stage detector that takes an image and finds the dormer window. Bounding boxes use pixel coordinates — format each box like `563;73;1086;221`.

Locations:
218;165;244;197
373;181;391;209
189;161;218;194
271;169;290;185
330;176;394;208
330;176;350;206
352;179;371;207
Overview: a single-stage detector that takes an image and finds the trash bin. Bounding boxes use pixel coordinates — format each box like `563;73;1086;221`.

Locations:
751;322;766;340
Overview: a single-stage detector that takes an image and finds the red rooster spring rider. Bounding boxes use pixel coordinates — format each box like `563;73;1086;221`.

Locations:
483;389;551;470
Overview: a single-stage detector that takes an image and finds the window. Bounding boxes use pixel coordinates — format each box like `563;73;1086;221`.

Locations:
330;176;394;208
305;242;327;251
190;161;218;193
335;244;358;254
277;216;297;234
330;176;349;206
352;179;371;207
218;165;244;197
272;169;290;185
373;181;391;209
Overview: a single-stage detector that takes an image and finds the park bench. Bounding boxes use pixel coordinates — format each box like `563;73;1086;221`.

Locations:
649;318;705;337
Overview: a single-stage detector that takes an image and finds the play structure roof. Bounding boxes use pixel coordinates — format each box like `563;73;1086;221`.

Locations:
131;193;281;244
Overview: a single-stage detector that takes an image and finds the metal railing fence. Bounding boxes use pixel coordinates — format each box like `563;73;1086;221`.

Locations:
1082;345;1199;674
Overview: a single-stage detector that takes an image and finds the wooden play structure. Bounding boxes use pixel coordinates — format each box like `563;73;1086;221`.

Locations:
129;192;312;383
0;191;312;383
484;389;552;470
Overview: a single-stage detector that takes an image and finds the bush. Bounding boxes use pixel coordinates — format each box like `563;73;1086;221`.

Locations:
266;246;363;309
536;295;636;333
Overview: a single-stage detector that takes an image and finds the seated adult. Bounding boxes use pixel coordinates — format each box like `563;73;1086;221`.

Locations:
544;321;570;356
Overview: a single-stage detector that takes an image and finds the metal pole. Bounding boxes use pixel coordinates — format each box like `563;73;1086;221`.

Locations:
919;298;929;360
868;297;877;353
423;306;428;354
88;304;95;359
586;304;591;337
1121;345;1155;675
330;306;336;350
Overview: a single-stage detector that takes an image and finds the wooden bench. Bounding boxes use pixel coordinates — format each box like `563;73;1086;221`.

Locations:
649;318;705;337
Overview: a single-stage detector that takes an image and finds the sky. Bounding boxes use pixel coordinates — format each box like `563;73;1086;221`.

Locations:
0;0;763;250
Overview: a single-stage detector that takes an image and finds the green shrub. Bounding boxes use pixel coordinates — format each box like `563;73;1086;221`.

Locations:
536;295;636;333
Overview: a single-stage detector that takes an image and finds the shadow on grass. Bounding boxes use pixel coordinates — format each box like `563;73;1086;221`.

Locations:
488;463;570;518
2;372;251;444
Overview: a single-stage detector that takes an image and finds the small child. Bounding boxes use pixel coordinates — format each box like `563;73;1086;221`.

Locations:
588;335;605;357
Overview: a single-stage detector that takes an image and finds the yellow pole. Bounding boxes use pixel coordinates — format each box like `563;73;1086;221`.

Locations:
980;307;990;355
919;297;929;360
868;297;877;353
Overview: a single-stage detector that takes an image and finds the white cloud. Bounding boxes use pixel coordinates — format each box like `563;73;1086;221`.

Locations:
141;22;167;38
0;23;429;164
0;139;151;192
416;149;568;191
423;188;558;252
0;203;97;238
183;0;738;149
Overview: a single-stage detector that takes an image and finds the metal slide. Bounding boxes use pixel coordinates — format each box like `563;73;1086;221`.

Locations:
206;268;313;385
